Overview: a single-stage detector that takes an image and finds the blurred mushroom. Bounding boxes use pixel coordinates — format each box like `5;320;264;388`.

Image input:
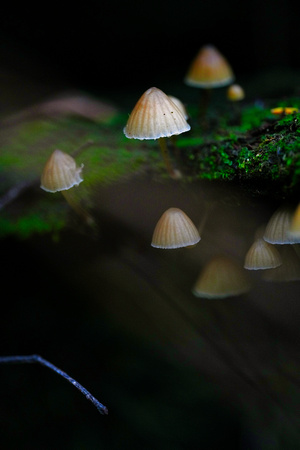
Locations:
151;207;200;249
244;238;282;270
168;95;189;120
289;203;300;238
184;45;234;120
262;245;300;282
167;95;189;158
192;255;251;299
124;87;190;178
226;84;245;124
271;107;298;115
263;205;300;244
226;84;245;102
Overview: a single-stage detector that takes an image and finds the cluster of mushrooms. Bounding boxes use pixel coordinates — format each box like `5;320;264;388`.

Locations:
40;44;300;299
122;44;244;179
149;204;300;299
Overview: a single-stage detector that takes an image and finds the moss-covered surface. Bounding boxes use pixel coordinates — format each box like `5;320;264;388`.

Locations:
179;99;300;198
1;95;300;238
0;113;160;238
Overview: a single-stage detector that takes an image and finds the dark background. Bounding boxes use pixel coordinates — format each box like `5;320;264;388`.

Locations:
1;2;300;449
0;0;299;99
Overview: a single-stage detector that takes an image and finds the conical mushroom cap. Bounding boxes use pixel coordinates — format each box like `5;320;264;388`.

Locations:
244;238;282;270
41;149;83;193
123;87;191;140
184;45;234;88
151;207;200;249
192;255;251;299
263;205;300;244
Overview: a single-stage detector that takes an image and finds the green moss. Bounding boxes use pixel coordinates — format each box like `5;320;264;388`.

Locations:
0;213;63;239
184;142;236;181
238;105;272;132
0;113;164;238
176;136;204;148
0;196;66;239
180;106;300;197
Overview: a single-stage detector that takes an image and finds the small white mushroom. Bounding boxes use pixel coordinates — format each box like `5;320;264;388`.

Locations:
151;207;200;249
40;149;83;193
124;87;190;178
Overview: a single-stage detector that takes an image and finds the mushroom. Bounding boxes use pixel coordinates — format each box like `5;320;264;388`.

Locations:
244;238;282;270
40;149;92;224
123;87;191;178
184;45;234;120
40;149;83;193
289;203;300;238
262;245;300;282
226;84;245;102
192;255;251;299
168;95;189;120
151;207;200;249
226;84;245;124
167;95;189;158
263;205;300;244
271;107;298;115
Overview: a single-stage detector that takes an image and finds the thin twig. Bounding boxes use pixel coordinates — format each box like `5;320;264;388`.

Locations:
0;354;108;415
0;179;38;210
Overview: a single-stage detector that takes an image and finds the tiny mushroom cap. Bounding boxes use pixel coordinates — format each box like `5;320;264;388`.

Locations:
123;87;190;140
192;255;251;299
151;207;200;249
263;205;300;244
184;45;234;88
244;238;282;270
41;149;83;193
227;84;245;102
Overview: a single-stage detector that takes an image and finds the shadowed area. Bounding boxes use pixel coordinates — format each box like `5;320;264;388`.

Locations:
1;57;300;449
1;172;300;449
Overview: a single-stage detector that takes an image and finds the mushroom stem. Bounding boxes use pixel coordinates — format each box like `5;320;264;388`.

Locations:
158;138;177;178
231;102;241;125
197;201;216;234
61;190;94;225
169;135;182;167
199;88;212;123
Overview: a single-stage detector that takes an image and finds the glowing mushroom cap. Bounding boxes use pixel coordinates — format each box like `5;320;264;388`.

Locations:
192;255;250;299
184;45;234;88
151;207;200;249
227;84;245;102
41;149;83;193
244;238;282;270
123;87;190;140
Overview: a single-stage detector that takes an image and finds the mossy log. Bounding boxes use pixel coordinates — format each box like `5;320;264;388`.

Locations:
0;93;300;239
